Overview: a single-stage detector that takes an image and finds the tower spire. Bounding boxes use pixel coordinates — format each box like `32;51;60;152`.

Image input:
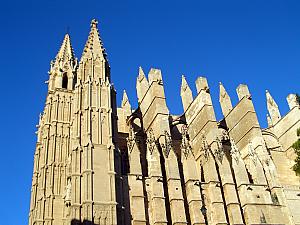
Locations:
48;33;77;90
53;33;76;68
81;19;108;60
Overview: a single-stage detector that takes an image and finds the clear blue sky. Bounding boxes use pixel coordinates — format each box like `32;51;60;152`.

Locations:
0;0;299;224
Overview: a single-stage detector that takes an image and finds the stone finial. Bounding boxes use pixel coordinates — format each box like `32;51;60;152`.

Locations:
148;68;162;84
137;66;146;82
286;94;299;110
121;90;131;111
236;84;251;100
219;82;233;117
266;90;281;124
180;75;193;111
91;19;98;28
136;66;149;103
82;18;106;60
195;76;209;93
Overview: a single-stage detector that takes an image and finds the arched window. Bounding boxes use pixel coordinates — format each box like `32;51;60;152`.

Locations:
62;74;68;89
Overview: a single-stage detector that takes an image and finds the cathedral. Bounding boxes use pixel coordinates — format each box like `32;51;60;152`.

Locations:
28;19;300;225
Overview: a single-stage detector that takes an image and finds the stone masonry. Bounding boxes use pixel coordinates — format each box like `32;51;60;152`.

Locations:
28;20;300;225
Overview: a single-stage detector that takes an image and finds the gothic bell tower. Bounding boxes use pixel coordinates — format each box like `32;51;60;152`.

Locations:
69;19;119;225
29;20;120;225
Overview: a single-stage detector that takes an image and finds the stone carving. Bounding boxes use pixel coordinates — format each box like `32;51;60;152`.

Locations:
146;128;156;155
161;130;173;158
248;141;258;165
64;178;71;207
214;136;224;163
201;133;210;161
219;129;230;142
126;125;136;153
181;125;193;159
230;138;240;164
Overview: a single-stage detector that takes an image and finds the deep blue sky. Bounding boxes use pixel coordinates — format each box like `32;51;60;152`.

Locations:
0;0;299;224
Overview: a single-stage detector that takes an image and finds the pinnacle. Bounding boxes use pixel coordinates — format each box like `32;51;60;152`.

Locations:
266;90;278;106
219;82;231;103
266;90;273;99
180;75;191;93
137;66;146;82
82;19;107;60
219;82;228;96
121;90;131;109
91;19;98;28
54;33;76;67
181;75;188;87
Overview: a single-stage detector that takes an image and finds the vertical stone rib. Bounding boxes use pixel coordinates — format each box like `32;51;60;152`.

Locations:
146;129;168;225
126;129;147;225
180;126;206;225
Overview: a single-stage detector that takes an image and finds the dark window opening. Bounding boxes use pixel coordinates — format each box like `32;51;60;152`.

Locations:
62;74;68;89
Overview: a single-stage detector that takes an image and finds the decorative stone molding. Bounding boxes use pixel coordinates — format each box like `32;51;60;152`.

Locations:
126;125;136;154
230;138;240;164
248;141;258;165
214;136;224;163
146;128;156;155
200;134;210;161
181;125;193;159
161;130;173;158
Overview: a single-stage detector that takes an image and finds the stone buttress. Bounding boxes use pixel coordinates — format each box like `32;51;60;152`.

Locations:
29;20;300;225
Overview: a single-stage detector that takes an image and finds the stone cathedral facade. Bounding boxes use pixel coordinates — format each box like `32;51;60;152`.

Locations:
28;20;300;225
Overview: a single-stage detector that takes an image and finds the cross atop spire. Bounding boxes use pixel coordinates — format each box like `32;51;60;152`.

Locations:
81;19;107;60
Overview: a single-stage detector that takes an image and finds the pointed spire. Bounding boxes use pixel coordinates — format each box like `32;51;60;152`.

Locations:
53;33;76;69
236;84;251;100
266;90;281;124
136;66;149;103
81;19;107;60
122;90;131;111
219;82;233;117
137;66;146;82
180;75;193;111
48;33;77;91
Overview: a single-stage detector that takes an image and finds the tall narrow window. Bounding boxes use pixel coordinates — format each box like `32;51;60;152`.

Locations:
62;74;68;89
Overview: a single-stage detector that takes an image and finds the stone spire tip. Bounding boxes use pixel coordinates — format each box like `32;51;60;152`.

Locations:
91;19;98;28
